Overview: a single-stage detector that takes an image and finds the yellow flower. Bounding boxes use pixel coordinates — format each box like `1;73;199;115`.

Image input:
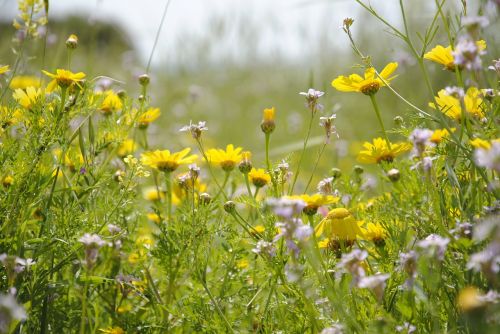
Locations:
117;139;137;158
99;90;123;115
236;259;249;269
42;69;86;92
332;62;398;95
1;106;23;128
13;86;42;109
262;107;275;122
206;144;243;172
357;138;411;164
99;327;125;334
470;138;500;149
429;87;484;121
146;212;162;224
287;194;339;215
137;107;160;128
315;208;364;241
424;41;486;70
2;175;14;188
252;225;265;234
248;168;271;188
0;65;9;75
457;287;484;312
430;128;454;144
363;222;387;245
53;148;84;172
141;148;197;172
9;75;41;89
173;173;206;199
143;187;166;201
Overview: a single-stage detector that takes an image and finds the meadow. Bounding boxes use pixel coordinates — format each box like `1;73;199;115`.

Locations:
0;0;499;333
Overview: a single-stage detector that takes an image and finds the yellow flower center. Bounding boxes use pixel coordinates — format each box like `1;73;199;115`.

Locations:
360;82;380;95
376;153;394;163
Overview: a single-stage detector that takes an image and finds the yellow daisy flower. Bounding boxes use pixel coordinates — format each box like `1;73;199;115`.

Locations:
0;65;9;75
117;139;137;158
206;144;244;172
9;75;41;89
99;327;125;334
331;62;398;95
287;193;339;215
99;90;123;115
146;212;162;224
315;208;364;241
363;222;387;246
137;107;161;128
430;128;454;144
12;86;42;109
470;138;500;149
248;168;271;188
429;87;484;121
141;148;197;172
42;69;86;92
424;40;486;70
357;138;411;164
2;175;14;188
1;106;24;128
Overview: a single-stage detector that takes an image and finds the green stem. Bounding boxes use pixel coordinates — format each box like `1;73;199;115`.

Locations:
244;173;253;198
215;171;230;200
369;94;391;149
289;112;315;194
79;275;89;334
165;172;172;221
304;143;326;194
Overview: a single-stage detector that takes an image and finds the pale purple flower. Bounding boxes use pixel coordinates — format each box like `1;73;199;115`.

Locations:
252;240;276;257
266;197;305;220
320;324;345;334
444;86;465;98
478;290;500;304
409;128;433;157
488;59;500;76
396;322;416;334
398;251;418;288
453;38;486;71
0;293;26;334
274;217;312;257
449;222;473;239
299;88;324;111
467;248;500;274
284;262;304;283
79;233;107;268
336;249;368;285
319;114;339;143
462;16;489;29
475;142;500;172
108;224;122;234
317;177;334;195
417;234;450;261
358;273;390;302
179;120;208;139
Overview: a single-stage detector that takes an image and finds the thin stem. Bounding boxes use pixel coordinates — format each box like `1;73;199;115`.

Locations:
369;95;391;149
304;143;327;194
165;172;172;221
244;173;253;198
146;0;172;73
289;112;315;194
215;171;230;200
265;133;271;172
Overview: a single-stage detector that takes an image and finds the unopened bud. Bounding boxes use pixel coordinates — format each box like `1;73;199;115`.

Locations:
393;116;404;127
199;192;212;205
138;74;150;87
66;34;78;49
387;168;400;182
117;90;126;100
224;201;236;213
330;168;342;179
353;165;364;174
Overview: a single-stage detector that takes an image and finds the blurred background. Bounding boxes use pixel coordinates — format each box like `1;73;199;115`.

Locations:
0;0;498;185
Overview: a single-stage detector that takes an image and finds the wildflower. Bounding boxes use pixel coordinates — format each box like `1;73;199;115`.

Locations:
188;163;200;179
238;151;252;174
489;59;500;76
252;240;276;257
99;327;125;334
146;212;162;224
274;217;312;256
398;251;418;288
363;223;387;246
287;193;339;216
248;168;271;188
65;34;78;49
117;139;137;158
335;248;367;285
449;221;473;240
457;287;486;312
137;107;161;128
236;259;249;269
474;142;500;172
267;197;306;219
299;88;324;111
223;201;236;213
453;38;487;71
0;293;27;334
386;168;400;182
470;138;494;149
2;176;13;188
42;69;85;92
0;65;9;75
12;87;42;109
424;40;486;70
179;120;207;139
99;91;123;115
430;128;453;144
357;273;390;302
409;128;433;157
206;144;243;172
417;234;450;261
315;208;364;243
357;138;411;164
261;107;276;134
395;322;416;334
79;233;107;268
9;75;41;89
332;62;398;95
319;114;338;143
141;148;197;172
320;324;345;334
317;177;334;195
138;74;150;86
467;248;500;276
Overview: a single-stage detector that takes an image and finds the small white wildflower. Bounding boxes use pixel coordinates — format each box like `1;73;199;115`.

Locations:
357;273;390;302
417;234;450;261
319;114;339;143
179;120;208;139
336;249;367;285
453;38;486;71
320;324;344;334
299;88;324;111
409;128;433;157
317;177;334;195
396;322;416;334
252;240;276;257
0;293;27;334
444;86;465;98
475;142;500;172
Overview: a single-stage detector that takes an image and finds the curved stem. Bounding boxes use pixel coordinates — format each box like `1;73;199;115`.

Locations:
304;143;327;194
289;112;315;194
369;95;391;149
164;172;172;221
214;172;230;200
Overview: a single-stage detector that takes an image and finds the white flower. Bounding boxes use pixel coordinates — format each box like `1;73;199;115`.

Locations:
0;293;26;334
409;128;433;157
317;177;334;195
358;273;390;302
79;233;106;248
252;240;276;257
336;249;368;284
319;114;339;143
453;38;486;71
320;324;345;334
475;142;500;172
179;120;208;139
266;197;306;219
417;234;450;260
299;88;325;99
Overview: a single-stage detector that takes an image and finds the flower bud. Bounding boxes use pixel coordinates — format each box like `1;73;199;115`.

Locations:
138;74;150;87
2;175;13;188
330;168;342;179
65;34;78;49
387;168;400;182
260;107;276;134
393;116;404;127
353;165;364;174
117;90;126;100
224;201;236;213
238;151;253;174
199;192;212;205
